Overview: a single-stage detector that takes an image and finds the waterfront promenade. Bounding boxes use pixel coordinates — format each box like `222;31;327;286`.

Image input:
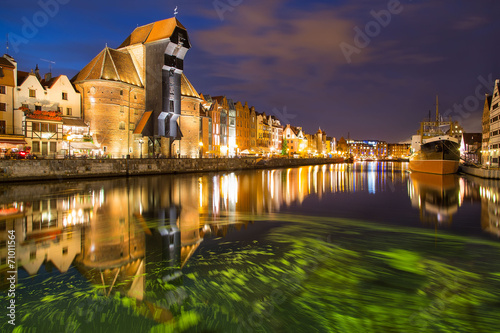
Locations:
0;157;344;182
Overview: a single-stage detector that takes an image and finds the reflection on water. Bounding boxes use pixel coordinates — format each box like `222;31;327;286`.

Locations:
408;173;461;225
0;162;500;332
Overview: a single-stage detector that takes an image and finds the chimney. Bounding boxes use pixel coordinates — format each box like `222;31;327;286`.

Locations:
44;72;52;82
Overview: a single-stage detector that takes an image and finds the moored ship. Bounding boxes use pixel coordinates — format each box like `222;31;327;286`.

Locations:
409;97;460;175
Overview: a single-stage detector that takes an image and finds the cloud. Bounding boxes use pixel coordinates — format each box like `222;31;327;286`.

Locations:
453;16;488;31
193;0;356;95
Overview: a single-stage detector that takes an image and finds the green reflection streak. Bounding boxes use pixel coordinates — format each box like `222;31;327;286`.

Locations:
2;214;500;332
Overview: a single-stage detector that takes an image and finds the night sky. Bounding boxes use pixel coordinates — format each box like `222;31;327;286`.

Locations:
2;0;500;143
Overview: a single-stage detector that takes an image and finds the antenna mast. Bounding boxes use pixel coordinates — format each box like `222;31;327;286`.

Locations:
40;58;56;74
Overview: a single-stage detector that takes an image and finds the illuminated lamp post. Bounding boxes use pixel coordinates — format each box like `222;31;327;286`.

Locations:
67;134;73;158
199;141;203;158
139;139;144;159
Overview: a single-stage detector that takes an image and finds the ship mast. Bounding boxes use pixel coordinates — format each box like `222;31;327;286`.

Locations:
436;95;439;123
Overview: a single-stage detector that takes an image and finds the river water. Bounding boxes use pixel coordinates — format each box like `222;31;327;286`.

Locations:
1;162;500;332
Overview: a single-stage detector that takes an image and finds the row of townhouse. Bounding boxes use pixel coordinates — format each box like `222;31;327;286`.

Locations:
0;17;338;159
483;79;500;166
0;55;90;157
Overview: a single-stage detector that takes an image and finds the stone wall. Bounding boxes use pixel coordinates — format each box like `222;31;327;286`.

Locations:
0;157;344;182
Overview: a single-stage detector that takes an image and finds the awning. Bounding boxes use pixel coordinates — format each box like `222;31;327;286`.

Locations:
70;142;99;150
133;111;152;134
62;117;88;127
0;136;27;145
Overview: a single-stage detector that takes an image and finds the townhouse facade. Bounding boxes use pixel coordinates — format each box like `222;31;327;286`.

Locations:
1;17;342;160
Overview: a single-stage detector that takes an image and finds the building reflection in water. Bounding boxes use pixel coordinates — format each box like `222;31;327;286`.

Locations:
0;163;410;290
470;177;500;237
9;162;500;321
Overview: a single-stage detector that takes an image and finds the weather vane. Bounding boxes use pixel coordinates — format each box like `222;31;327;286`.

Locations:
174;6;178;17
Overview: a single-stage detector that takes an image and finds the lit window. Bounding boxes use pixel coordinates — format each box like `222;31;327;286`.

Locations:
119;122;125;130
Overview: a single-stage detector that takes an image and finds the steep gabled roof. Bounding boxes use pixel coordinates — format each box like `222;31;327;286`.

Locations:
180;74;200;98
72;47;142;87
0;57;15;69
17;71;30;86
40;75;62;88
119;17;187;48
462;133;482;145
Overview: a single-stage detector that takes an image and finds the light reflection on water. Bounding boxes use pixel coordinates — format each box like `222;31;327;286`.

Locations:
0;162;500;332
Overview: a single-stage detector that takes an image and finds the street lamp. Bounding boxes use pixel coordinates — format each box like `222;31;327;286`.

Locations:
67;134;73;158
199;141;203;158
139;139;144;159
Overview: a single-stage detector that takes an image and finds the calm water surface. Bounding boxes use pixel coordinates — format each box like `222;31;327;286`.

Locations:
1;162;500;332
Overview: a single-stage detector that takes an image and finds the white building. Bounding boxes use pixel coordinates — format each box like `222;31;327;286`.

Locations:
14;64;86;157
0;54;25;152
488;79;500;166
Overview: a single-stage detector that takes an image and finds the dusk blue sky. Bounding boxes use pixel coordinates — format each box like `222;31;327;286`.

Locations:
2;0;499;142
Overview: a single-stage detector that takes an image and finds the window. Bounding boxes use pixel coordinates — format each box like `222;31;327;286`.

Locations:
35;105;41;111
0;120;5;134
57;106;63;113
120;90;123;96
62;92;68;100
119;122;125;130
0;103;5;111
50;142;57;152
22;103;29;109
120;105;124;113
30;251;36;260
62;247;68;255
29;89;36;98
0;86;5;94
66;107;72;116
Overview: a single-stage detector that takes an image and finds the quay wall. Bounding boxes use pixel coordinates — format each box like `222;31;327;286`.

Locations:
459;165;500;179
0;157;344;182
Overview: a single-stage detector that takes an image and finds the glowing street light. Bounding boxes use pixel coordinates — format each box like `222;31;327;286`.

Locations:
139;139;144;159
67;134;73;158
199;141;204;158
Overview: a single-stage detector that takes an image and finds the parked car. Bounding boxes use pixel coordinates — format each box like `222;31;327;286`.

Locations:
4;148;29;159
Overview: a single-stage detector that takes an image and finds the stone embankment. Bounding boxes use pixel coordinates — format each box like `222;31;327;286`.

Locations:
459;165;500;179
0;157;344;182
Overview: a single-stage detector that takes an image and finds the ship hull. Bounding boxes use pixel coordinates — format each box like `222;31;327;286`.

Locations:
409;159;459;175
409;139;460;175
